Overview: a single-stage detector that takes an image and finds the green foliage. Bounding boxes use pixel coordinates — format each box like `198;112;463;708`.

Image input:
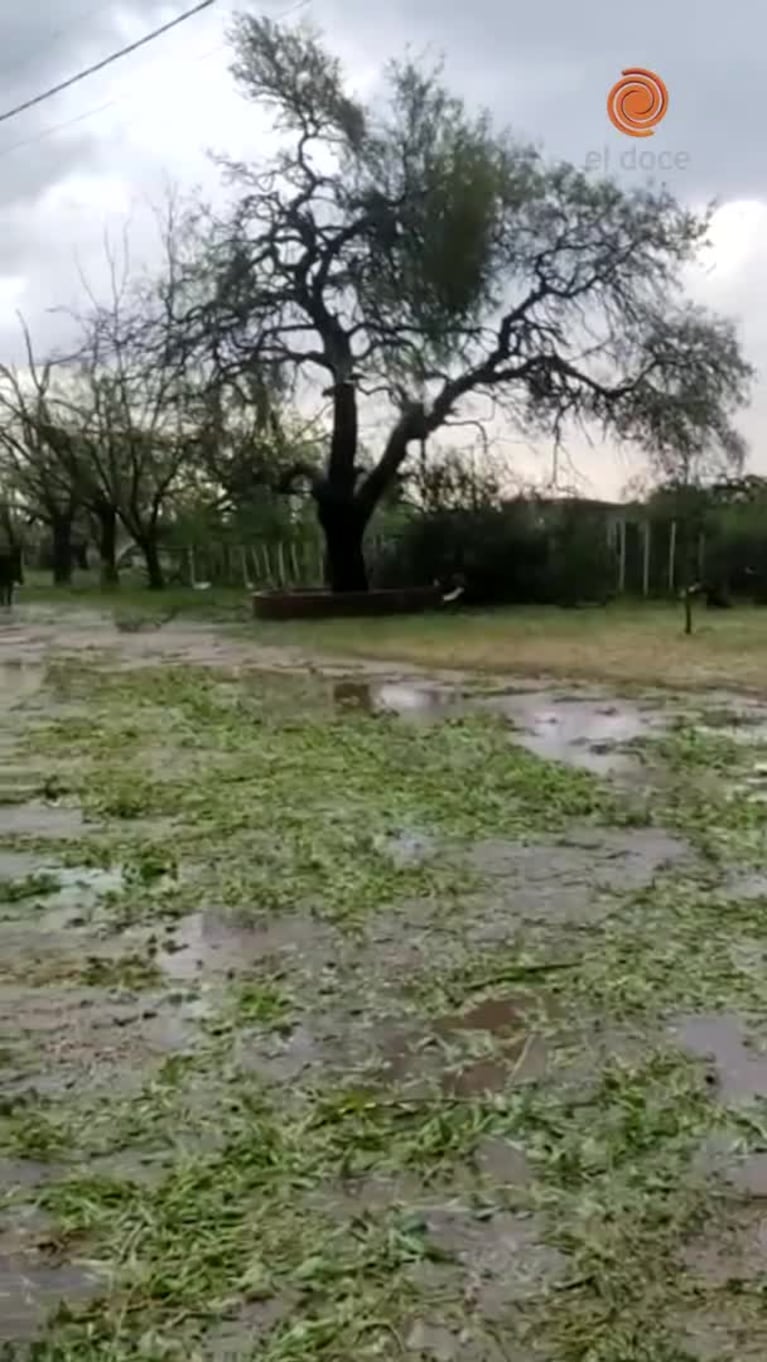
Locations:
375;500;614;604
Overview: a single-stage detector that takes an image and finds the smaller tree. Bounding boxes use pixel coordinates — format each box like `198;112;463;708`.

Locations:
616;311;753;633
0;329;81;584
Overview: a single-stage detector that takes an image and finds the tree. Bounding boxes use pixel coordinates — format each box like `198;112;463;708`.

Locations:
172;16;752;592
0;330;81;584
54;213;207;591
628;312;753;632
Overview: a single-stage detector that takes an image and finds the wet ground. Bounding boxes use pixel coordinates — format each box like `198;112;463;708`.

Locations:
2;605;767;1357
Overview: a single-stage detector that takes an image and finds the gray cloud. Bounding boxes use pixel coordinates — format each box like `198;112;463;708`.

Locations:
0;0;763;489
319;0;763;202
0;1;182;209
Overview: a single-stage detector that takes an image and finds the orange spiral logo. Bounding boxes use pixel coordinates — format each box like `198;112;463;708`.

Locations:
607;68;668;137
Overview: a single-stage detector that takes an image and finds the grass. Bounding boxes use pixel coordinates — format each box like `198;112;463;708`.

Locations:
17;569;767;693
1;629;767;1357
254;602;767;694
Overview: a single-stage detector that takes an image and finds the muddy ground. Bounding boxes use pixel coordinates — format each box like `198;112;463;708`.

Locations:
1;605;767;1359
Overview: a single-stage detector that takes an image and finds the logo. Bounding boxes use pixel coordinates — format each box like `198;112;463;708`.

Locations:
607;68;668;138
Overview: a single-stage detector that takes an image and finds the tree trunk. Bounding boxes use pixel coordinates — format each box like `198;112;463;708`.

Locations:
96;506;119;587
75;543;89;571
317;496;368;592
138;533;164;590
51;516;73;586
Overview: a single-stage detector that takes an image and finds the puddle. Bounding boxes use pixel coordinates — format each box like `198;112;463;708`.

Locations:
669;1013;767;1101
203;1296;300;1359
473;1136;532;1186
476;690;668;775
696;697;767;746
680;1306;766;1361
0;982;201;1098
0;864;124;917
0;661;44;710
0;1253;105;1343
441;996;525;1036
235;1013;352;1084
724;871;767;901
373;829;436;869
329;677;767;791
402;1320;515;1362
377;995;549;1095
332;679;676;777
0;1202;105;1343
725;1153;767;1197
43;865;124;913
0;852;43;883
0;803;87;839
681;1205;767;1286
333;679;460;720
467;827;694;927
158;908;339;984
0;1159;63;1192
417;1205;568;1311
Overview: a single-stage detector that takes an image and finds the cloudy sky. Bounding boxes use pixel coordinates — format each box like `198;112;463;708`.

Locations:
0;0;764;497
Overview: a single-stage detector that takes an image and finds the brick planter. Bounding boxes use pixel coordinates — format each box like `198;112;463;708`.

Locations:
252;586;441;620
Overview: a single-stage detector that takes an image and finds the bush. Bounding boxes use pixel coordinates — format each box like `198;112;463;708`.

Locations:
372;501;615;605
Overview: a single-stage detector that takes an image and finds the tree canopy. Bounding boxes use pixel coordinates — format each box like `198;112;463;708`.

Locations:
166;14;753;589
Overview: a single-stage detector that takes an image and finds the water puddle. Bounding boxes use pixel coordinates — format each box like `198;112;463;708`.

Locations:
157;909;339;984
0;803;86;840
372;829;436;869
473;1136;532;1185
203;1296;300;1359
43;866;124;913
0;1159;63;1192
0;661;44;710
0;1253;105;1343
0;852;43;883
4;863;123;905
724;871;767;902
681;1205;767;1287
725;1153;767;1197
478;690;667;775
416;1205;568;1311
696;695;767;745
0;1204;105;1344
0;980;201;1100
669;1013;767;1101
333;679;673;776
377;995;549;1095
681;1305;765;1361
333;679;460;720
467;827;694;927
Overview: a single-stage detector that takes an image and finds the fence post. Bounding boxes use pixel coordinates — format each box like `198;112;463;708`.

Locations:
642;519;651;598
272;541;283;588
618;517;627;593
238;546;249;589
668;520;677;593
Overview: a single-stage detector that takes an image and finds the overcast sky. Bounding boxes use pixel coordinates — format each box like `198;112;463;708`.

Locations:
1;0;764;497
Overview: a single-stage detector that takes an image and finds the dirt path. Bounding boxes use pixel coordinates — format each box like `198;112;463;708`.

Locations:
1;609;767;1358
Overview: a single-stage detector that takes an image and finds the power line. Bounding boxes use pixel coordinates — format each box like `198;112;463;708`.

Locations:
0;0;310;162
0;44;228;161
0;0;217;129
